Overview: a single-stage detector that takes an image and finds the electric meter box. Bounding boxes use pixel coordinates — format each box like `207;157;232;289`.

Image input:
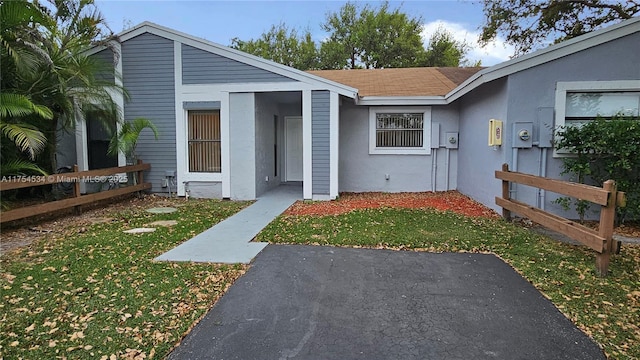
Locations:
512;122;533;148
445;132;459;149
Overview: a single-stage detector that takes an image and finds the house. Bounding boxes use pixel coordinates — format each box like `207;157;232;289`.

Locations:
58;17;639;215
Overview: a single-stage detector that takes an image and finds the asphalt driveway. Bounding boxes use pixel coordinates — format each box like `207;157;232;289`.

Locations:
168;245;605;360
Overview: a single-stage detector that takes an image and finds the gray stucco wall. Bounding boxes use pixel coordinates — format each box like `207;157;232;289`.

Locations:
457;79;509;212
122;33;177;193
229;92;256;200
254;94;281;197
312;91;330;195
339;102;459;193
181;44;293;84
504;31;640;217
185;182;222;199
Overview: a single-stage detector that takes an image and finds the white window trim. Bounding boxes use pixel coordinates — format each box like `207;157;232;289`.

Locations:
554;80;640;157
178;108;223;183
368;106;431;155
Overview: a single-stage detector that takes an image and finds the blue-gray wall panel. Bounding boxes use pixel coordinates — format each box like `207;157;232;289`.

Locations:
122;33;176;193
312;91;330;195
339;103;459;193
92;49;115;84
457;33;640;216
457;79;509;213
182;44;294;84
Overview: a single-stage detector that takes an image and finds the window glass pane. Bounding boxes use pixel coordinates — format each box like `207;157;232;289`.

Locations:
375;113;423;148
566;92;640;118
188;110;221;173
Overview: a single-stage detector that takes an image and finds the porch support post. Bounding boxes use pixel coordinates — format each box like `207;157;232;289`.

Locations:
329;91;339;200
174;40;186;196
113;40;126;167
302;89;312;199
221;91;231;198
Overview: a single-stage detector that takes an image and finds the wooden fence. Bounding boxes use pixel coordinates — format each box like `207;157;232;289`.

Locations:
0;161;151;224
495;164;625;276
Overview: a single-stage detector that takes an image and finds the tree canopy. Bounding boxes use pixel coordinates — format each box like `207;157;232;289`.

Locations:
230;23;320;70
479;0;639;55
321;1;429;69
425;27;478;67
231;1;472;70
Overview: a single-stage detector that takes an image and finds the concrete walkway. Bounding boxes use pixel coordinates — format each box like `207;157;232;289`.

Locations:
155;185;301;263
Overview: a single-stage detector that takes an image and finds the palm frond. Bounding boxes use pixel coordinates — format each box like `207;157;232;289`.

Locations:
108;118;159;157
0;122;48;160
0;159;48;177
0;93;53;120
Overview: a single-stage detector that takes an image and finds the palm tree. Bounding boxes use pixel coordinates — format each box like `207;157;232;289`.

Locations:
26;0;124;173
1;1;53;175
108;117;160;164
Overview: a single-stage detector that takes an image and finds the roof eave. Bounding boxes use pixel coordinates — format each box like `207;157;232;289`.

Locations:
445;17;640;102
90;22;359;98
356;96;448;106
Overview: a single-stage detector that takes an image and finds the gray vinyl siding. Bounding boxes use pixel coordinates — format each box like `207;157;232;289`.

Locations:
181;44;293;84
122;33;176;193
312;90;330;195
92;49;115;84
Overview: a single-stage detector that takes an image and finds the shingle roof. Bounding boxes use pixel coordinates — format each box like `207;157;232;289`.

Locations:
307;67;484;97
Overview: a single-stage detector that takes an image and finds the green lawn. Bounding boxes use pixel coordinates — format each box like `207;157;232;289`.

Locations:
0;198;250;359
2;201;638;359
256;208;640;359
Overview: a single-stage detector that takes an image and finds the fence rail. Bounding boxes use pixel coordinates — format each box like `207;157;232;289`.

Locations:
0;161;151;224
495;163;625;276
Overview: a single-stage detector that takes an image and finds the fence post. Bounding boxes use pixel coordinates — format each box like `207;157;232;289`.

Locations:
501;163;511;220
136;159;144;185
595;180;616;277
72;164;82;215
136;159;144;197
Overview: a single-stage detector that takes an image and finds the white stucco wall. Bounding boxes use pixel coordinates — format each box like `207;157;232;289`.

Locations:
229;92;256;200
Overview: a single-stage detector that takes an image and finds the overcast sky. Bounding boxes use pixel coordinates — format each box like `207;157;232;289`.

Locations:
96;0;516;66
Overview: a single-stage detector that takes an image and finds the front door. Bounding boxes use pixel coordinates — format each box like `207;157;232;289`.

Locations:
284;116;303;181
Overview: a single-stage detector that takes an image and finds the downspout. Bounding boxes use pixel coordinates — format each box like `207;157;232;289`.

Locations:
510;147;519;198
540;148;548;210
445;148;451;190
431;149;437;192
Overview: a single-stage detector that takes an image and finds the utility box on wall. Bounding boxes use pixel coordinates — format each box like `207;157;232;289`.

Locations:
512;122;533;148
445;132;458;149
488;119;503;146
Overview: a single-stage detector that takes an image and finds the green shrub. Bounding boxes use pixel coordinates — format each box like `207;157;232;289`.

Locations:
554;115;640;223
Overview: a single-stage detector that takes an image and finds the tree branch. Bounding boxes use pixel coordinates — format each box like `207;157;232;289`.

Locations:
563;0;635;19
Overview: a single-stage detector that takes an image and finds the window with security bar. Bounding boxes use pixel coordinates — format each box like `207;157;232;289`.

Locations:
376;113;424;148
188;110;221;173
